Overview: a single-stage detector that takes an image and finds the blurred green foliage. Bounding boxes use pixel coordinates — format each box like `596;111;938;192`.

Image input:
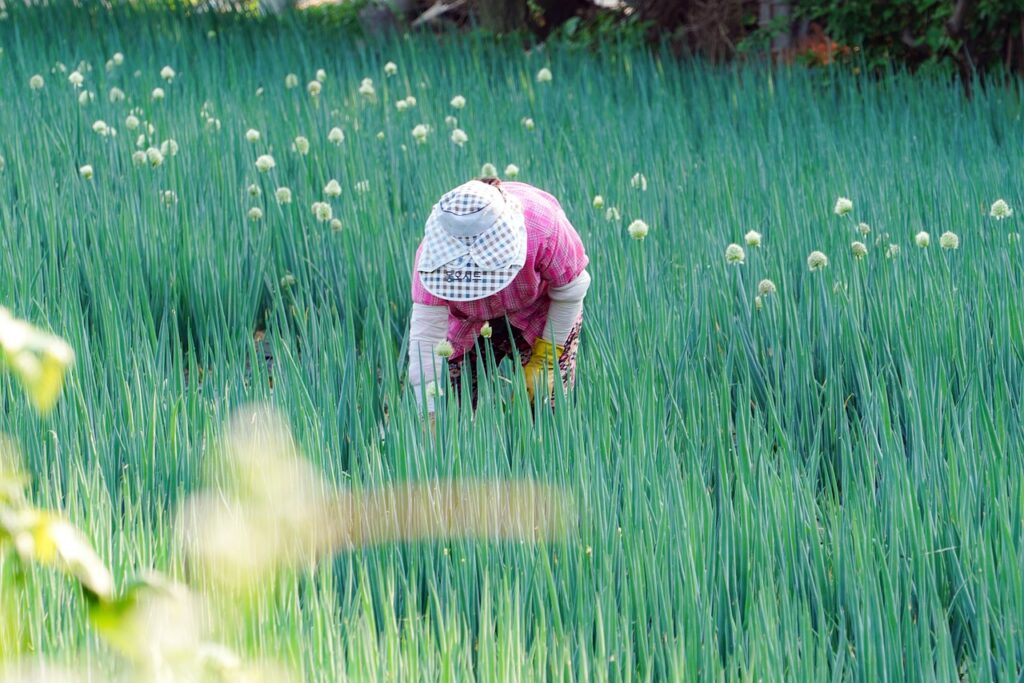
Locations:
791;0;1023;76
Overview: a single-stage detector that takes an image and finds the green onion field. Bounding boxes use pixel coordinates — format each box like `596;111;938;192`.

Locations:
1;5;1023;680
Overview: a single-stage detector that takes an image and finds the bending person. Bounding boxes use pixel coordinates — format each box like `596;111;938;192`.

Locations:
407;177;591;417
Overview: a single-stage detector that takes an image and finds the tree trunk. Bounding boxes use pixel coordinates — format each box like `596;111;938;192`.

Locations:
476;0;527;33
945;0;978;38
758;0;791;51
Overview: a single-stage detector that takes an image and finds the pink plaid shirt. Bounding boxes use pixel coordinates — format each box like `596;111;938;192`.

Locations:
411;181;589;360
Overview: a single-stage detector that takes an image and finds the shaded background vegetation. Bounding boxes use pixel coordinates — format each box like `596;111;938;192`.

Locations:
7;0;1015;76
299;0;1023;77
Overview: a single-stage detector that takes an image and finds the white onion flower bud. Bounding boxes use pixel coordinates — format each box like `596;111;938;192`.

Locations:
725;243;745;265
255;154;275;172
807;250;828;271
990;199;1012;220
312;201;332;222
435;340;454;358
628;219;649;241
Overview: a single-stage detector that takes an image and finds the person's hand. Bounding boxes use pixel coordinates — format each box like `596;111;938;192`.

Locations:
422;411;436;436
523;339;564;404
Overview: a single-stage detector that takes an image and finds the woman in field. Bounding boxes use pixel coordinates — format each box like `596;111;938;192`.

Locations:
407;177;591;418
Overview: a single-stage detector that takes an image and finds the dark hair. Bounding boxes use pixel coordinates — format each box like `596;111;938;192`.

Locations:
475;176;501;187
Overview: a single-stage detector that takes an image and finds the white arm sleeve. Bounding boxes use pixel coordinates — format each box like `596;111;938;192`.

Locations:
543;269;591;345
407;303;449;413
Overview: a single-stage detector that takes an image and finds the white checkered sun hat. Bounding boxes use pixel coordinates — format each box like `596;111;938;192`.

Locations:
417;181;527;301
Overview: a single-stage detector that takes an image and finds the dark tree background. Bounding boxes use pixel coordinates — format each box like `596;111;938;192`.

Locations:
289;0;1023;76
455;0;1022;74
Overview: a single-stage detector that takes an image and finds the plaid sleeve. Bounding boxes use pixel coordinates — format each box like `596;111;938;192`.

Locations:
411;243;447;306
536;208;589;289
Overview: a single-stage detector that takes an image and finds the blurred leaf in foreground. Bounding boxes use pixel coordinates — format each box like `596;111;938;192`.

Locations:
0;660;100;683
0;436;28;506
90;573;200;666
180;405;576;590
0;507;114;602
0;307;75;415
88;573;286;681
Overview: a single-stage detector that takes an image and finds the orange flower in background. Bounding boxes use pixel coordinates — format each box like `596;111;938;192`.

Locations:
778;23;852;66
